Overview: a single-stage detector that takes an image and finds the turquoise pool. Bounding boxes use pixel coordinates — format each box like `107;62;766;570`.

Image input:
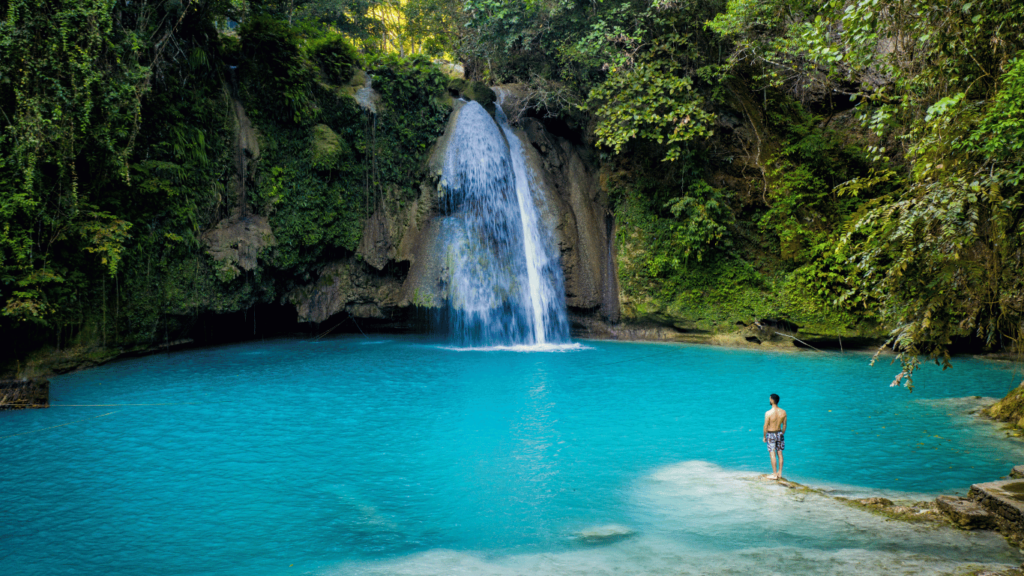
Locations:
2;336;1023;575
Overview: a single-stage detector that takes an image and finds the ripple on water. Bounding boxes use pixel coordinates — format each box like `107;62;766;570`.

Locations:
1;336;1023;576
330;461;1018;576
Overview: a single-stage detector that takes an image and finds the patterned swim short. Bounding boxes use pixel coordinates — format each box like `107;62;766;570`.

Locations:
766;431;785;452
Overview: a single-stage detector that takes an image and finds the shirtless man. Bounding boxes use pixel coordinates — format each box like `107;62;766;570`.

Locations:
763;393;787;479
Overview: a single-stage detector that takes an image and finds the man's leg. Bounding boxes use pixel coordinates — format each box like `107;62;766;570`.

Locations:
777;451;783;479
769;450;778;478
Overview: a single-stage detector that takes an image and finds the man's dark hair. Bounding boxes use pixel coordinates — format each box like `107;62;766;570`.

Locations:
770;393;780;404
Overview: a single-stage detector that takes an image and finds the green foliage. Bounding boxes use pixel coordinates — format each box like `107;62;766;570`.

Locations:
589;56;715;162
759;104;870;262
613;160;734;280
309;124;347;170
836;58;1024;383
616;177;863;336
712;0;1024;135
241;50;448;274
239;15;320;124
2;0;1021;378
308;33;359;84
248;0;460;58
365;53;450;190
708;0;1024;374
663;180;734;263
463;0;725;126
0;0;180;327
79;212;134;275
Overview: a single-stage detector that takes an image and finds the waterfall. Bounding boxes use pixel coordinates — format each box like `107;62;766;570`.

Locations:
438;98;570;347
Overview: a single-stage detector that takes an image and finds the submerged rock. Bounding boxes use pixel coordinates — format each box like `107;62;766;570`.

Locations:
576;524;635;543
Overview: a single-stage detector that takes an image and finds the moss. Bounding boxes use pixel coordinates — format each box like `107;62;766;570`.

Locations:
309;124;347;170
16;343;124;378
772;478;946;526
986;385;1024;427
954;567;1024;576
447;78;496;110
611;165;881;339
833;496;945;524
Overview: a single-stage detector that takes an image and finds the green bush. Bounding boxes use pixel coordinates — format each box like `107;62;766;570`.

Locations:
308;34;359;85
239;15;317;124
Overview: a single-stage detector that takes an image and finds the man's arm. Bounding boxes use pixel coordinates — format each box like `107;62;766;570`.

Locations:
781;412;787;434
763;412;769;442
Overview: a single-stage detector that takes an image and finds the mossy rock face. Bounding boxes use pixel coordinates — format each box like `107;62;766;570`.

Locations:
985;385;1024;426
348;68;369;88
310;124;347;170
447;78;496;115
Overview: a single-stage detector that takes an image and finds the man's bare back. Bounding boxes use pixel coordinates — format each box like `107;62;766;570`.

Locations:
764;406;787;432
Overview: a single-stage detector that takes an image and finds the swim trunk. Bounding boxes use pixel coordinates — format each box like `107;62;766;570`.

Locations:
766;431;784;452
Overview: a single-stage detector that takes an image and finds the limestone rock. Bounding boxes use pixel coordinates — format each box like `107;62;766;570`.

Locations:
436;60;464;79
285;258;402;323
506;113;620;322
341;69;379;113
202;213;276;280
348;68;369;90
225;85;260;211
857;497;894;507
985;384;1024;425
1011;465;1024;479
358;182;435;272
357;205;395;271
447;78;496;112
935;495;997;530
968;480;1024;543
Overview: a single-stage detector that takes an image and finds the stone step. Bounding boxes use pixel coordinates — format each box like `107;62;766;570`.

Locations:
968;479;1024;544
935;496;997;529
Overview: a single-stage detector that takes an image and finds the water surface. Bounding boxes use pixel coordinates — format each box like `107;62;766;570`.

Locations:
2;336;1023;575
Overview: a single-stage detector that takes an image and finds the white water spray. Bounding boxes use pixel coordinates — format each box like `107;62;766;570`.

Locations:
439;96;569;347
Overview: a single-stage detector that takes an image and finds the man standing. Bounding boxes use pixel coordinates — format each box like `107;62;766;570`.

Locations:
763;393;787;479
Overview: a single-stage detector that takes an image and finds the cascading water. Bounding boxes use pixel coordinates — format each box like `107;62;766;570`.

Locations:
438;97;570;347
